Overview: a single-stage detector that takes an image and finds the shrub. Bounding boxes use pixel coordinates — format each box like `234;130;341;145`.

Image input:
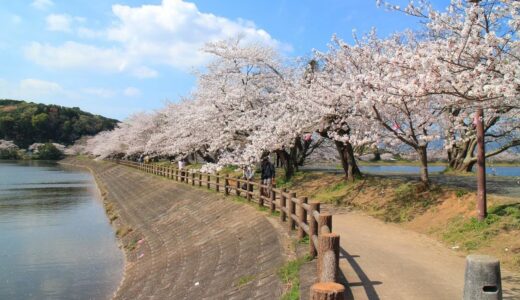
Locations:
34;143;64;160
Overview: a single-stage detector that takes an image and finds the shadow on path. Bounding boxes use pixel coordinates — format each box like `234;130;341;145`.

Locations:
339;247;382;300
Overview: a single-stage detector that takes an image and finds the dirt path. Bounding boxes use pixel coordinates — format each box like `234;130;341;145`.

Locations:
64;158;288;300
333;211;520;300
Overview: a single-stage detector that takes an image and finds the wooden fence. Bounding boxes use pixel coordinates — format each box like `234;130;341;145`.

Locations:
115;159;345;299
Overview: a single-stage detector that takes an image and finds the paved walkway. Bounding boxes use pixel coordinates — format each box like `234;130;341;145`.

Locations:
334;211;520;300
65;158;286;300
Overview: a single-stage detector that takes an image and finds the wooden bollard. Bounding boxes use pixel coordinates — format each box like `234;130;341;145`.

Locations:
310;282;345;300
318;233;340;283
298;197;308;239
216;173;220;192
319;214;333;235
198;173;202;187
288;192;296;230
270;189;276;213
309;202;320;258
207;174;210;189
224;175;229;195
280;188;287;222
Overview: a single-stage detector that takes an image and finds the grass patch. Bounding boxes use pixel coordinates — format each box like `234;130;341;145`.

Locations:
381;183;442;223
298;235;310;245
235;275;255;287
443;203;520;251
455;189;468;198
125;237;139;251
278;255;312;300
116;225;133;238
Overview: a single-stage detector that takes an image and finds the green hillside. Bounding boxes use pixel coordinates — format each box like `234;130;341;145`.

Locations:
0;99;118;148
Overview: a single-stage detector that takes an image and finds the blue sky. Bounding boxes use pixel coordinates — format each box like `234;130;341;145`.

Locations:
0;0;451;120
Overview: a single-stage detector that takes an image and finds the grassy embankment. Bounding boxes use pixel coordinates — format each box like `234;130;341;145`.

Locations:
276;170;520;272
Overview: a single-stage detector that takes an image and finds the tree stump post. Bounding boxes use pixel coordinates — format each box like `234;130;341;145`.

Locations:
216;173;220;192
319;214;333;235
288;192;297;230
309;202;320;258
317;233;340;283
310;282;345;300
280;188;287;222
298;197;308;239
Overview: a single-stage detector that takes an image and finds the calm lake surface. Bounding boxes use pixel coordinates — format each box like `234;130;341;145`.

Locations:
359;165;520;177
0;160;123;300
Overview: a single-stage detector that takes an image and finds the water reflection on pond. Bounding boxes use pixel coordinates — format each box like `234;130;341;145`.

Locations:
359;164;520;177
0;160;123;300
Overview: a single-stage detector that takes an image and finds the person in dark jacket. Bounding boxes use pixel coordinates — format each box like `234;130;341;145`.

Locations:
261;157;275;197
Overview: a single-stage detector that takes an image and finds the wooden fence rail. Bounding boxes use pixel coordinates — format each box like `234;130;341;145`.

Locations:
114;159;345;299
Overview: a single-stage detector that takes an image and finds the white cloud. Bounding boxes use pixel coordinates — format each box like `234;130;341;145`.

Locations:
20;79;63;95
25;41;127;72
0;78;69;102
31;0;54;11
132;66;159;79
83;88;116;98
123;87;141;97
24;0;283;77
46;14;72;32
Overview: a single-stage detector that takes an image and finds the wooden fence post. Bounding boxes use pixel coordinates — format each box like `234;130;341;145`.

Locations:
236;178;241;196
259;183;265;208
298;197;308;239
309;202;320;258
317;233;340;283
319;214;333;235
270;188;276;213
288;192;296;230
207;174;210;189
224;175;229;195
199;173;202;187
216;173;220;192
280;188;287;222
246;179;252;202
191;171;195;186
310;282;345;300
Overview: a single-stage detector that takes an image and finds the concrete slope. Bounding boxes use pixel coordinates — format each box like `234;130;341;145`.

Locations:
334;211;520;300
67;158;286;300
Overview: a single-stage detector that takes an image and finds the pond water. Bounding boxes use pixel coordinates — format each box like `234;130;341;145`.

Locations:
359;164;520;177
0;160;123;300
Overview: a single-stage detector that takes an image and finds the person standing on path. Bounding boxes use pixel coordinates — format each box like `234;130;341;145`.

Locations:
242;165;255;191
261;157;275;197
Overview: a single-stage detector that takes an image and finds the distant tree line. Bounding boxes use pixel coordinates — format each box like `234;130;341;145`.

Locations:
0;99;118;148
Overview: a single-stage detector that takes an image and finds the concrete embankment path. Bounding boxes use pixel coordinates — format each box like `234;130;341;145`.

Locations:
64;158;287;300
334;211;520;300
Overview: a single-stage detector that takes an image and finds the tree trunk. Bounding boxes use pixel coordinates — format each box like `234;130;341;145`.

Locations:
417;145;429;186
276;149;296;181
334;141;361;181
